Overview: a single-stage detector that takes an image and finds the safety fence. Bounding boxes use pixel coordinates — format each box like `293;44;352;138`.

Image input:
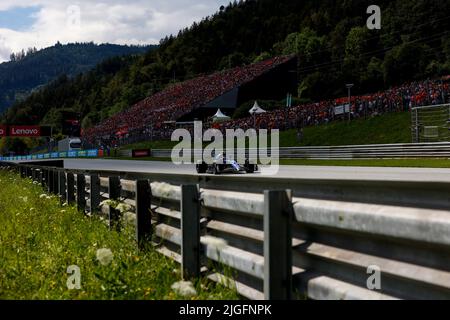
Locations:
2;162;450;300
4;142;450;162
0;149;102;162
146;142;450;160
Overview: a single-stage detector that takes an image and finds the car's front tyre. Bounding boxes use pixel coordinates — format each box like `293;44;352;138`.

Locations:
245;164;255;173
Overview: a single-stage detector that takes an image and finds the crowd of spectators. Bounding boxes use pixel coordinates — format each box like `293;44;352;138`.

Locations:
83;56;293;146
215;78;449;133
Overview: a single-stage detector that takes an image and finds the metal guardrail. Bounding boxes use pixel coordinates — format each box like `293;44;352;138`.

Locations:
2;162;450;300
146;142;450;159
5;142;450;161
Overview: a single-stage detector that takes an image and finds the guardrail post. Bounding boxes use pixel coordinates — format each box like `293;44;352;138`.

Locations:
58;171;66;204
66;173;75;205
20;166;25;178
31;168;37;181
41;169;47;188
108;176;121;231
89;174;101;215
47;169;54;193
53;170;59;195
181;184;201;279
26;167;31;179
76;174;86;213
135;180;152;248
264;190;293;300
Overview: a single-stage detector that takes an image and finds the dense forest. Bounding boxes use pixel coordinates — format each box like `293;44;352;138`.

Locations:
1;0;449;135
0;42;155;113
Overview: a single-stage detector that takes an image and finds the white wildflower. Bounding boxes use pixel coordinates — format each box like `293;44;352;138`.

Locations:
100;199;117;208
30;208;35;212
96;248;114;266
116;203;132;213
61;210;66;213
151;182;175;198
122;212;136;226
62;202;68;207
171;281;197;298
39;194;47;199
172;268;180;275
214;274;236;288
202;236;228;250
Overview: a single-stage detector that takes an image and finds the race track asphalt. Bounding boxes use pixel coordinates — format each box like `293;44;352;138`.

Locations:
56;158;450;183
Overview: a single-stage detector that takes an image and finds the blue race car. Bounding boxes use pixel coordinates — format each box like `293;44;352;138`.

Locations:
196;153;258;174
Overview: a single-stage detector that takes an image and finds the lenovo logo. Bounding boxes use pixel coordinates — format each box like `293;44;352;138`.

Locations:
9;126;41;137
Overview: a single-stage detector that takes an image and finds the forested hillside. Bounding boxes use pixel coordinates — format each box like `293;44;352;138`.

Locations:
0;42;155;113
2;0;449;132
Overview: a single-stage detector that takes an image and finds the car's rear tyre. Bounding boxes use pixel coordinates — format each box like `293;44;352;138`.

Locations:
214;164;220;175
196;162;207;174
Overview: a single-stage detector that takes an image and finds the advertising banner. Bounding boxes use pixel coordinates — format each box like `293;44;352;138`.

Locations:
132;149;151;158
87;149;98;157
0;125;6;137
9;126;41;137
0;148;104;161
78;150;87;157
334;104;350;116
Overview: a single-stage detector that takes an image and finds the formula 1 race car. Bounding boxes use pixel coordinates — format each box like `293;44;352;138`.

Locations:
196;153;258;174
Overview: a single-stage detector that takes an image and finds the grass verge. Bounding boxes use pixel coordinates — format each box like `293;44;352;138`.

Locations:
0;169;238;300
104;156;450;168
280;111;411;147
118;112;412;151
279;158;450;168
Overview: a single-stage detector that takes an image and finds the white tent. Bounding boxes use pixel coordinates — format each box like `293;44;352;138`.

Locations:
249;101;266;115
212;109;231;122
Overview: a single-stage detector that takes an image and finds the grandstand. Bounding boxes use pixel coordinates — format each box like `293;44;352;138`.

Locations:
83;55;298;146
83;54;449;148
216;77;450;134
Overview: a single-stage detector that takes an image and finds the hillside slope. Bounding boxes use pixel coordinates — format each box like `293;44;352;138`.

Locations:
2;0;449;135
0;42;155;113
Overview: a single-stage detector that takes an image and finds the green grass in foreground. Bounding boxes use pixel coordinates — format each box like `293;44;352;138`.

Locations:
0;169;238;300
